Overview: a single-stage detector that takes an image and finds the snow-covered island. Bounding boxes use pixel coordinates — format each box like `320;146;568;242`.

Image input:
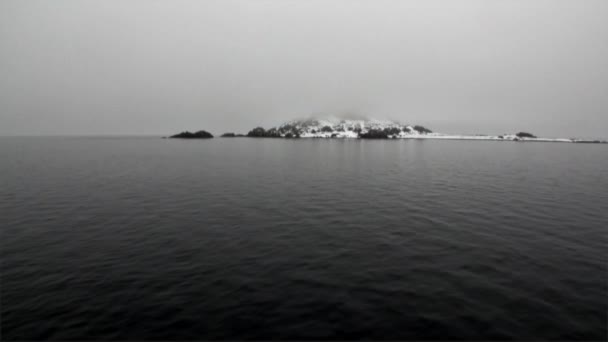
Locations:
239;117;606;143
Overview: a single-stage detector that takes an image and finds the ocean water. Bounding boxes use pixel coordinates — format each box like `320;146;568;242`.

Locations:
1;137;607;340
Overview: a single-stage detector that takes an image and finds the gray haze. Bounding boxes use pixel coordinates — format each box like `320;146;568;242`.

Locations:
1;0;607;138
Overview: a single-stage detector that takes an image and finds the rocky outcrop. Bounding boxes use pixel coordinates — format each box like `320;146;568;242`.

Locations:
359;129;389;139
516;132;537;139
170;130;213;139
247;126;299;138
413;125;433;134
247;127;267;137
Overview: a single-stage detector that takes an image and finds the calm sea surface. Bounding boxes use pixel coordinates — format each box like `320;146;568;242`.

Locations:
2;137;607;340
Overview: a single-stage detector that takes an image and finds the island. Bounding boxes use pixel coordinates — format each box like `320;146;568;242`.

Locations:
166;117;606;143
241;117;606;143
170;130;213;139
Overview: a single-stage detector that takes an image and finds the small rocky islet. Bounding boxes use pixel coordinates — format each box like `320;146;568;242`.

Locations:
167;117;606;143
169;130;213;139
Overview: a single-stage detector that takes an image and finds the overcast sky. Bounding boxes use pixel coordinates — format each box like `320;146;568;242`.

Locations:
1;0;607;138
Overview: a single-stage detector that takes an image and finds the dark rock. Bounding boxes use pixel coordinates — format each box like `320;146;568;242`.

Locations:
221;133;236;137
246;126;288;138
383;127;402;136
413;125;433;134
247;127;267;137
516;132;537;138
265;128;281;138
170;130;213;139
279;124;301;137
279;124;294;134
359;129;389;139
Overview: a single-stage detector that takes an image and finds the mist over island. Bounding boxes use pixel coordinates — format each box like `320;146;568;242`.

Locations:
2;1;607;138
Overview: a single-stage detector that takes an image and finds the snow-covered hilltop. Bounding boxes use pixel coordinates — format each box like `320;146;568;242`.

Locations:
273;117;432;139
241;117;606;143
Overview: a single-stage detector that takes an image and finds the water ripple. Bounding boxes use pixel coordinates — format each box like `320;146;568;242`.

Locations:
2;137;607;340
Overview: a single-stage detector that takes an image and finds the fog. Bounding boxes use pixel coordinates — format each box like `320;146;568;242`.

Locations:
1;0;607;138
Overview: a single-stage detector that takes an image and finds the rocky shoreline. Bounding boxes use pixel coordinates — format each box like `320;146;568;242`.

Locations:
167;118;607;143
